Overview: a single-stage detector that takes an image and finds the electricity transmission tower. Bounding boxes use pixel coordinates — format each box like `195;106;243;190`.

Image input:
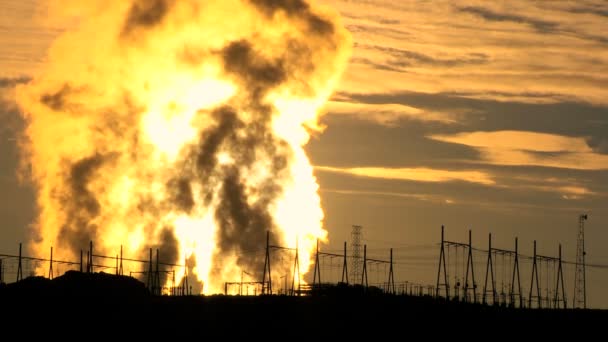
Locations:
351;225;362;285
574;214;587;309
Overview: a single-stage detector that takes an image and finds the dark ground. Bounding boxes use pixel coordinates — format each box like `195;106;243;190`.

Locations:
0;271;605;335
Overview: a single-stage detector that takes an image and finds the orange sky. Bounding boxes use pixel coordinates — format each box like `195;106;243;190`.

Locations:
1;0;607;307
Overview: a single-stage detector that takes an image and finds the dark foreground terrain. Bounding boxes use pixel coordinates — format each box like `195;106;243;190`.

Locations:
0;271;605;334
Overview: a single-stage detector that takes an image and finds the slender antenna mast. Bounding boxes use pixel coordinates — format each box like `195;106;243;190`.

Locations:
351;225;362;285
574;214;587;309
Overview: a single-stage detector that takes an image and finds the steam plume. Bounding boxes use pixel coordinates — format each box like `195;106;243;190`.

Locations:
17;0;350;292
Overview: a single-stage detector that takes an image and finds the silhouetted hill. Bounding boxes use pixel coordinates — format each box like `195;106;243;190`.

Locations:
1;270;148;297
0;274;606;333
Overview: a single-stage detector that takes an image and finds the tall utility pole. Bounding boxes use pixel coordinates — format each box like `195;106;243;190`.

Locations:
350;225;362;286
574;214;587;309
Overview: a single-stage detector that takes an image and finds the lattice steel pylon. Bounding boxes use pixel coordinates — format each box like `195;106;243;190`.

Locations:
350;225;362;285
574;214;587;309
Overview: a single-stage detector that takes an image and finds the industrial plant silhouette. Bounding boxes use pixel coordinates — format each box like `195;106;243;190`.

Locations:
0;222;606;325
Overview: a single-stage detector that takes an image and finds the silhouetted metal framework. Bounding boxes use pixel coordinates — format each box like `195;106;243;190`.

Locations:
361;244;368;288
261;232;302;295
147;248;154;291
154;249;161;295
225;281;264;295
463;230;476;303
351;225;362;286
130;269;178;294
2;248;80;283
48;247;54;279
0;230;594;304
119;245;124;276
290;239;300;296
555;244;567;309
181;254;190;296
312;240;366;290
510;238;523;308
262;231;272;295
574;214;587;309
365;251;393;292
527;241;567;309
436;227;476;302
313;242;397;293
88;241;93;273
17;243;23;282
483;235;522;307
94;245;189;295
6;236;440;298
483;234;496;305
313;240;321;287
236;270;254;295
529;241;542;308
436;226;449;299
403;281;434;297
310;240;394;294
388;248;395;294
342;242;349;284
1;241;190;296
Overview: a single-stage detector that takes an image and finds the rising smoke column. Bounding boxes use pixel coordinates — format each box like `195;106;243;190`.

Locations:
16;0;350;292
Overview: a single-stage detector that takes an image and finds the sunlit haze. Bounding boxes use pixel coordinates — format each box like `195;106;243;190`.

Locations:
0;0;607;308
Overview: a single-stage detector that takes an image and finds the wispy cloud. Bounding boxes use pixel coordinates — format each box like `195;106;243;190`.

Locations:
356;43;490;68
324;99;459;125
429;130;608;170
478;149;608;171
316;165;495;185
4;1;608;104
458;6;559;33
430;130;593;153
320;188;457;205
328;0;608;106
316;162;600;200
501;174;597;198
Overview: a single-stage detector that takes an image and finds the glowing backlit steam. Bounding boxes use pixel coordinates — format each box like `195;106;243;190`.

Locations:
17;0;350;293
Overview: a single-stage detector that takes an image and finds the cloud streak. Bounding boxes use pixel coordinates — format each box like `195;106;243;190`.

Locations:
458;6;559;33
324;99;458;125
316;165;495;185
430;130;593;153
429;130;608;170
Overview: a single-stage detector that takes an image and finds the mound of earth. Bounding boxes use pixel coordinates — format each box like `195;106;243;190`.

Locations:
1;271;149;297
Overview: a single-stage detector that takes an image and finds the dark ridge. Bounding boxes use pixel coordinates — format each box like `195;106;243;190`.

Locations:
1;270;148;297
1;279;606;329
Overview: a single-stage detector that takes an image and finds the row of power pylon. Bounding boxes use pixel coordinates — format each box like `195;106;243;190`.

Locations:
257;231;397;296
436;226;567;309
0;241;192;296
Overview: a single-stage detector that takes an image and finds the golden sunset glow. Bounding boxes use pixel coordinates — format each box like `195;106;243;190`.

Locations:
2;0;608;310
